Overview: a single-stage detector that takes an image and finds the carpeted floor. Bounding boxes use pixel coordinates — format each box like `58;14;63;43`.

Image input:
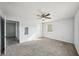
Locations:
5;37;78;56
6;37;18;46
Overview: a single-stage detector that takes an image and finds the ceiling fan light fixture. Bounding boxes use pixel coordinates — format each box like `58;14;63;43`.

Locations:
37;9;52;23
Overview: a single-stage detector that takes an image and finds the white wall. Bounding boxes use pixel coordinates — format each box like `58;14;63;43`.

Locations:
6;17;42;43
9;16;74;44
43;18;74;43
74;10;79;54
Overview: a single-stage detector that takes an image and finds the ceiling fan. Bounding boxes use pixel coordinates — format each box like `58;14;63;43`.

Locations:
36;9;52;22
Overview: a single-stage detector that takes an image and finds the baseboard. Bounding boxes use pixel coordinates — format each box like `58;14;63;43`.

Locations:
43;36;73;44
74;45;79;55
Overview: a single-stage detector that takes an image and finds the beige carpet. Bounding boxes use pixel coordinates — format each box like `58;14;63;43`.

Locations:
5;37;78;56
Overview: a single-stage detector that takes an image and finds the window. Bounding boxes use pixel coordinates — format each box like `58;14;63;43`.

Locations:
47;24;53;32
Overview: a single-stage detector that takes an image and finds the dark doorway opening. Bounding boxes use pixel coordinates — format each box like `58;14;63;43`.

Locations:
0;16;5;55
6;20;19;46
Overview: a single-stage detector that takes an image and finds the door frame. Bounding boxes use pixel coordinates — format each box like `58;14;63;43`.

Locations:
6;20;20;43
0;18;20;55
0;16;6;55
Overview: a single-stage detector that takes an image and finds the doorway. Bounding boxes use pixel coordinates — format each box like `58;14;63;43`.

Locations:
6;20;19;46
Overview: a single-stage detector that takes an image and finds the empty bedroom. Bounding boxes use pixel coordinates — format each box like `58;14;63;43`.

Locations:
0;2;79;56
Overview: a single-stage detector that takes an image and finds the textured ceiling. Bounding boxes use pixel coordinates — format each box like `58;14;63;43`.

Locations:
0;2;79;20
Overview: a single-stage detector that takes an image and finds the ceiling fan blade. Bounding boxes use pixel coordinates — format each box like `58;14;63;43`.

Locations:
45;13;50;16
37;15;41;17
45;17;52;19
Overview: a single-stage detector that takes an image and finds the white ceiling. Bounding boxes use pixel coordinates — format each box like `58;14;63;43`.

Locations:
0;2;79;20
